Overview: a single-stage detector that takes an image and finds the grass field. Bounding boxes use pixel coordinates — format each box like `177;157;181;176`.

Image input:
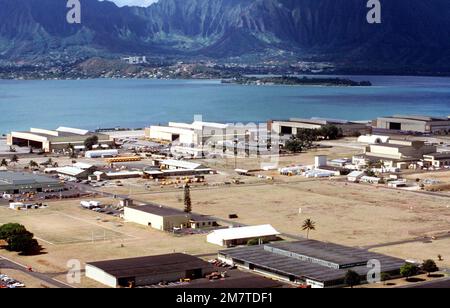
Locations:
0;210;133;245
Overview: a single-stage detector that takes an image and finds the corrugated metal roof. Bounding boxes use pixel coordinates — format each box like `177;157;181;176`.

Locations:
220;240;405;283
87;253;212;279
160;159;204;170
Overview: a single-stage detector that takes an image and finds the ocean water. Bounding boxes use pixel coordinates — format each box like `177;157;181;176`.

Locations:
0;76;450;134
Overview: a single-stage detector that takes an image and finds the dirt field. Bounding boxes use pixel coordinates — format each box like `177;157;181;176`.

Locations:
2;142;449;287
135;179;450;265
0;198;218;287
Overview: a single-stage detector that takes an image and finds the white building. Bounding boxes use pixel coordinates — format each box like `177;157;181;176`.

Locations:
85;149;119;158
357;135;390;144
347;171;365;182
207;225;280;247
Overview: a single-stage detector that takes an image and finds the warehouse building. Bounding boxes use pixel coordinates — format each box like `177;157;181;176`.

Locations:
85;253;214;288
124;204;217;232
7;127;114;153
44;163;95;180
146;121;254;158
271;118;369;137
353;139;437;169
146;121;236;145
373;115;450;134
0;172;63;194
423;152;450;168
207;225;281;247
218;240;405;288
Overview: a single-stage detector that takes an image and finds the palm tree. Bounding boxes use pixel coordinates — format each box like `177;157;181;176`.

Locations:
0;159;8;167
302;218;316;239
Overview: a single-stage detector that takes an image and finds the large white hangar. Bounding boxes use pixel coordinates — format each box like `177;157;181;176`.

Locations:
7;127;114;153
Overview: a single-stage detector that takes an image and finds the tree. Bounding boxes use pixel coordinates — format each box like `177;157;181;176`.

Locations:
0;159;8;167
29;160;39;169
7;232;40;255
10;154;19;166
183;184;192;214
344;270;361;288
301;218;316;239
296;128;318;148
285;136;303;153
0;223;40;255
66;143;76;158
319;124;342;140
400;263;419;280
84;135;99;151
422;260;439;276
0;223;27;240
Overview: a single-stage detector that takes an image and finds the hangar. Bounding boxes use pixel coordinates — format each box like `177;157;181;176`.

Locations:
7;127;114;153
219;240;405;288
374;115;450;134
0;172;63;194
85;253;214;288
271;118;369;137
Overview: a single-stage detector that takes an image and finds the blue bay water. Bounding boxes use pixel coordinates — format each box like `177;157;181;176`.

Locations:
0;76;450;134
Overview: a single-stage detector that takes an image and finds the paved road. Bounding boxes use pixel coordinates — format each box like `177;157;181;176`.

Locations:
0;256;73;288
395;277;450;288
363;233;450;250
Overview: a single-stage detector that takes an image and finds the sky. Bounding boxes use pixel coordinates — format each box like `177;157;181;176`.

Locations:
106;0;158;7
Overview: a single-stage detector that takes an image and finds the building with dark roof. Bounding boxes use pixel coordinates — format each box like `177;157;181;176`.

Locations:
218;240;405;288
0;171;63;194
85;253;214;288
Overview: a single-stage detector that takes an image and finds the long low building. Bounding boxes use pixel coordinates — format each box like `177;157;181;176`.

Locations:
85;254;214;288
7;127;114;153
219;240;405;288
207;225;281;247
353;139;437;169
124;204;217;232
0;171;63;194
374;115;450;134
423;152;450;168
271;118;370;137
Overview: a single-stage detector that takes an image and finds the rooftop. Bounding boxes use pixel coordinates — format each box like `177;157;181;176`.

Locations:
220;240;404;283
385;115;449;122
0;172;59;186
87;253;212;279
424;152;450;159
12;127;109;140
127;204;189;217
160;159;205;170
288;117;352;125
209;225;280;241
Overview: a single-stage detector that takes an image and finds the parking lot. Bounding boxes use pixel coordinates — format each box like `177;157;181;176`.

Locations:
0;273;25;289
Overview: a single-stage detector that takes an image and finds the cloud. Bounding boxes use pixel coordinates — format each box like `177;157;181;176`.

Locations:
105;0;158;7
